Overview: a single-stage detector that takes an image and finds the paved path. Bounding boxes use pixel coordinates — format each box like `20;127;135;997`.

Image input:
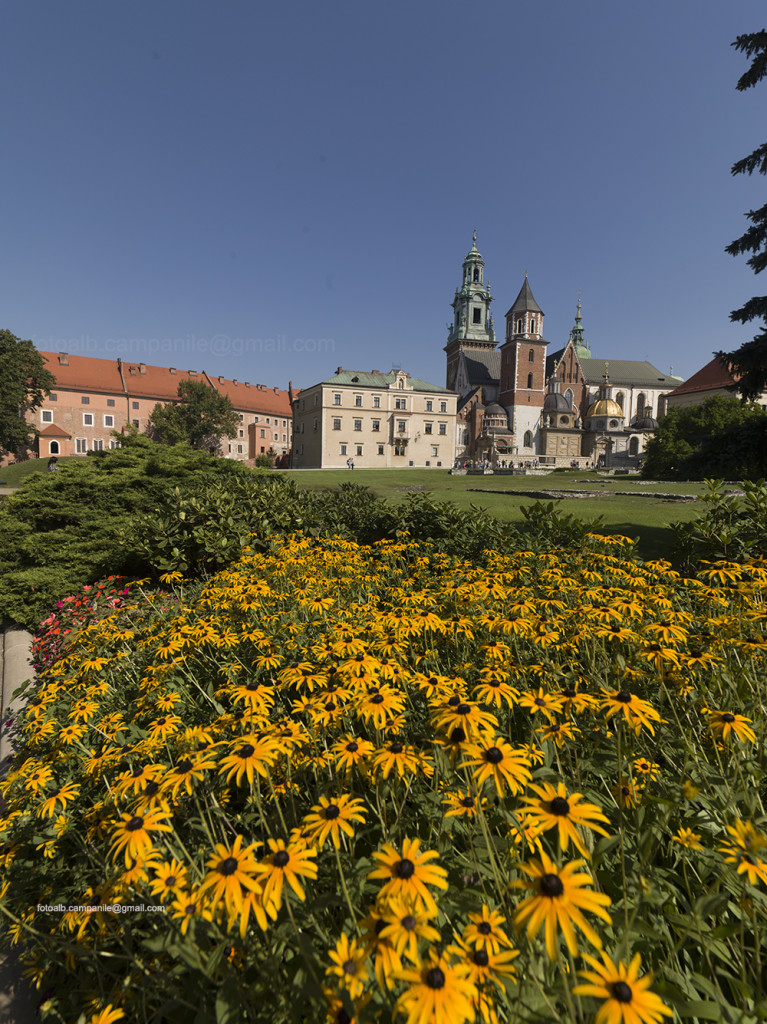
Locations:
0;628;39;1023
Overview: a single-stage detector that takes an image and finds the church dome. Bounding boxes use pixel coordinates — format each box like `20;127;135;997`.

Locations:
586;398;623;419
635;414;658;431
484;402;506;416
543;392;571;413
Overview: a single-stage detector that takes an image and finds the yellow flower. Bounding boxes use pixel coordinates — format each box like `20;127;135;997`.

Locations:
109;808;173;866
325;933;369;1000
198;835;262;916
573;951;672;1024
512;851;612;959
671;829;703;851
368;838;448;916
302;794;367;849
253;838;318;907
395;954;478;1024
520;782;610;858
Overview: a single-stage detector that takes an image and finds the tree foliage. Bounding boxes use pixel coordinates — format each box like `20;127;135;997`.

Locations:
641;395;767;479
146;379;239;453
0;330;56;456
722;31;767;400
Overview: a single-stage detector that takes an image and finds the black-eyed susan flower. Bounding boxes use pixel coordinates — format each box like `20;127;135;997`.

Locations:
512;851;612;959
460;736;532;798
149;858;189;902
520;782;610;858
601;690;661;735
449;935;519;988
705;709;756;744
462;905;513;954
718;821;767;886
37;781;80;819
331;735;375;773
170;888;214;936
109;808;173;866
359;906;402;991
198;835;262;916
325;933;369;1000
671;828;704;851
395;954;478;1024
371;741;422;781
85;1004;126;1024
434;701;499;741
218;734;279;785
378;896;440;960
368;838;448;916
162;752;217;798
442;790;486;820
573;951;672;1024
517;688;565;722
254;838;318;907
301;794;367;849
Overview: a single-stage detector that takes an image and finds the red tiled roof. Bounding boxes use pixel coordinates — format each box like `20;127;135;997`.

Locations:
665;355;738;398
205;374;292;417
38;351;290;413
38;423;71;438
40;352;124;394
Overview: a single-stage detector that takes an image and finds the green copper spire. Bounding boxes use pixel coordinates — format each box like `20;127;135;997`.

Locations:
570;296;591;359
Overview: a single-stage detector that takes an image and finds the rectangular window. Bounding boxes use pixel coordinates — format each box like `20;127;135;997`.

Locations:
395;398;406;410
104;414;114;428
76;438;87;453
132;401;139;410
397;420;406;433
372;420;380;432
373;396;380;408
266;417;270;424
334;393;341;405
355;395;362;407
473;308;482;324
239;429;244;438
313;419;318;432
340;444;347;455
394;443;405;456
132;419;139;428
333;418;342;430
260;429;266;438
237;444;243;454
424;422;433;434
49;393;57;402
41;410;53;423
377;444;384;455
354;419;362;431
107;398;115;407
439;423;447;435
93;439;104;451
109;439;118;449
432;446;439;457
426;400;433;412
440;401;447;413
81;396;90;405
239;414;244;421
83;413;94;426
355;444;362;456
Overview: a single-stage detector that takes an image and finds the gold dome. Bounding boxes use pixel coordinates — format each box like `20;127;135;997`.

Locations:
585;398;623;419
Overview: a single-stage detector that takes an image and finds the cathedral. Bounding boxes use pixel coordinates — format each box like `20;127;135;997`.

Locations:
445;236;682;468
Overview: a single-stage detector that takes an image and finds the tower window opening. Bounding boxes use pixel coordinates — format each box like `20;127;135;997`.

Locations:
529;317;536;334
472;308;482;324
517;318;524;333
527;372;533;389
524;430;533;447
528;348;534;362
473;267;479;282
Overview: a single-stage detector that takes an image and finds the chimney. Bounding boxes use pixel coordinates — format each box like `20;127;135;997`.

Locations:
58;352;69;366
336;366;343;374
139;363;146;374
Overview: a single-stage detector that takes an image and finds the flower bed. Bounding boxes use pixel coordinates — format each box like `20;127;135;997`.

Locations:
1;535;766;1023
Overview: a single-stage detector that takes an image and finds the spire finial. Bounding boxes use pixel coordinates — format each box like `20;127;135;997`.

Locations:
603;360;610;384
576;290;582;319
473;228;477;245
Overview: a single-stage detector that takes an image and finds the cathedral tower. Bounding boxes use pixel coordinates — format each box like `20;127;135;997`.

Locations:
498;275;548;454
444;233;496;390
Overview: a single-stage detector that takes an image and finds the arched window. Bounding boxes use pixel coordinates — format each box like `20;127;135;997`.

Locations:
629;436;639;455
564;388;574;409
527;372;533;389
49;441;60;455
616;391;624;410
636;392;646;419
529;316;536;334
517;318;524;333
528;348;534;362
523;430;533;447
473;267;479;282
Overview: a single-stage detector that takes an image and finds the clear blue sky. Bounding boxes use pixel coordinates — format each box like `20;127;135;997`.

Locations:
2;1;765;390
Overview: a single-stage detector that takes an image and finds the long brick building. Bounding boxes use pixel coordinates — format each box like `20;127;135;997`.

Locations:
24;352;292;464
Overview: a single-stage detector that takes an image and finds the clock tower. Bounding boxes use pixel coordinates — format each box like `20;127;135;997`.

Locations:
444;233;496;390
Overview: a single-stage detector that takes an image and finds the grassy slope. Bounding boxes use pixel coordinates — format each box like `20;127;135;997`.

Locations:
0;457;81;487
283;468;704;561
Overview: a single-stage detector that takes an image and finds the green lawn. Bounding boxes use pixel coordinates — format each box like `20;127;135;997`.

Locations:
0;457;81;487
283;467;708;562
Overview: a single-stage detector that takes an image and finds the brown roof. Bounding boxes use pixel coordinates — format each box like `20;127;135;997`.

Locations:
205;374;292;417
38;423;71;438
665;355;738;398
121;362;201;401
41;352;124;395
39;351;290;414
